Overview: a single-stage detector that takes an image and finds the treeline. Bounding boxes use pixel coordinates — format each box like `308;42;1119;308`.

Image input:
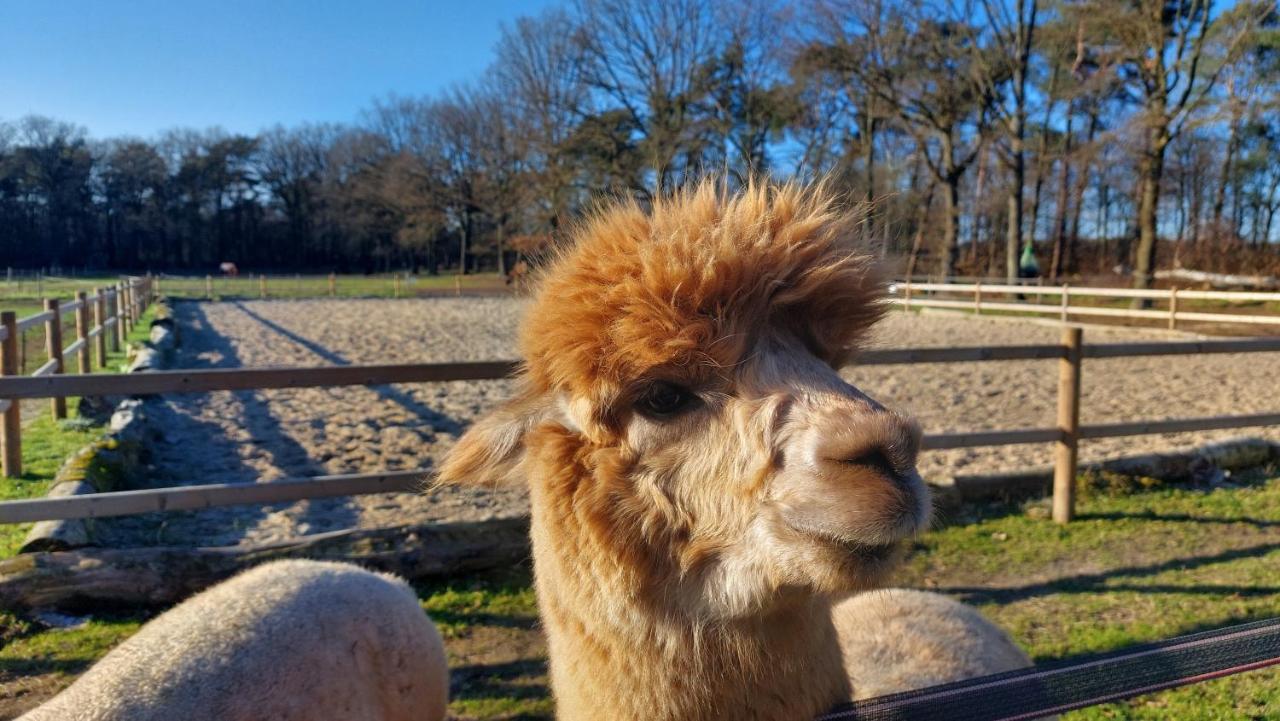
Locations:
2;0;1278;284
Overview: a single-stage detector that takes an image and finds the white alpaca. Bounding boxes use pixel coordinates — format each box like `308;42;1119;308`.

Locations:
20;560;448;721
836;589;1032;699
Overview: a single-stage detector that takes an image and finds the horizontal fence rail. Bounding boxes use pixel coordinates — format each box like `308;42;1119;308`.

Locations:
0;469;429;523
0;360;520;399
893;280;1280;329
8;338;1279;400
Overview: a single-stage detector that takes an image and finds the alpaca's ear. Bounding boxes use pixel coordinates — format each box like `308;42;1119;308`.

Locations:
436;389;547;487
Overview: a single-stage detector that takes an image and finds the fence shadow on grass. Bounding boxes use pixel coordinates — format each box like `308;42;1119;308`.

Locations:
938;540;1280;606
449;658;551;720
1078;510;1280;528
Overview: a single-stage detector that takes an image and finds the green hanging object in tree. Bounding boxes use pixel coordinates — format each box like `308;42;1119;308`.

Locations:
1019;243;1039;276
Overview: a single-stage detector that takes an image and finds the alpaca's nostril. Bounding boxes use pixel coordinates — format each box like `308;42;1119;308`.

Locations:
837;449;906;484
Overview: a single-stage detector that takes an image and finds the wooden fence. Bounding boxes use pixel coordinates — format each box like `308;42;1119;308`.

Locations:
894;281;1280;329
0;277;155;477
0;329;1276;526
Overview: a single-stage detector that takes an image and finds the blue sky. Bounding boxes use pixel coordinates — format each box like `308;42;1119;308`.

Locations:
0;0;556;139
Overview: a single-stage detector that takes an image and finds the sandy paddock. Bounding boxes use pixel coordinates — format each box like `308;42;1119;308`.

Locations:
96;299;1280;547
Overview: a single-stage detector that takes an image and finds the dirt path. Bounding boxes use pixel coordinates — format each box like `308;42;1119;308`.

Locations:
96;300;1280;548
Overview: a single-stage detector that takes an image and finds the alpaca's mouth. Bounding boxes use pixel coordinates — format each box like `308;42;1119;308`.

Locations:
785;521;906;563
834;538;901;562
815;533;902;563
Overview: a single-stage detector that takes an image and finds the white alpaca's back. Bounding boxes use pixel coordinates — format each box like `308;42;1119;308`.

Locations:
20;560;448;721
835;588;1032;700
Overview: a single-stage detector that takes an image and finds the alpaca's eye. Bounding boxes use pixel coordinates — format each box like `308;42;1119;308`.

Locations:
635;382;697;420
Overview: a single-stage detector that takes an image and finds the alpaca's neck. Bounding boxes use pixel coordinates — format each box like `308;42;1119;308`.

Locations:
531;526;849;721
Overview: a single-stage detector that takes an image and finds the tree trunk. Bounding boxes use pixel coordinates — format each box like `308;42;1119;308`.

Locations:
1003;138;1024;285
1066;112;1098;274
968;144;988;268
1049;111;1075;281
863;108;876;244
904;182;937;282
1132;133;1168;303
942;174;961;279
1211;92;1241;236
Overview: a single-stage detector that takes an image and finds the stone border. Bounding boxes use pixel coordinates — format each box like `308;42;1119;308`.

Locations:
16;299;176;553
929;436;1280;512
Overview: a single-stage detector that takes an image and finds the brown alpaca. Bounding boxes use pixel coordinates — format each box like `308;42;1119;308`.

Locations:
439;180;1030;720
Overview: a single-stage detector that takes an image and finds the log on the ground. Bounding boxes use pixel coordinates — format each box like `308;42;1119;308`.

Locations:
20;481;96;553
949;437;1280;502
0;515;530;611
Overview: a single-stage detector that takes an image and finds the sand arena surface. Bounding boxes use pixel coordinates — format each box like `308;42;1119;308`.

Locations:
97;299;1280;547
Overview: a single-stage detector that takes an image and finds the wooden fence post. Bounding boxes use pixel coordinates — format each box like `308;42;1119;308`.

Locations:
112;285;125;351
1060;284;1070;323
44;299;66;420
904;281;913;307
205;275;214;300
394;274;401;298
1053;326;1083;524
120;283;132;333
259;275;267;299
1;311;19;478
329;273;336;297
1168;287;1179;330
94;289;107;368
74;292;90;373
974;281;983;315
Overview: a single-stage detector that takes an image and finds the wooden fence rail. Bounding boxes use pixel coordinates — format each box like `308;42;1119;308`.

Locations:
893;281;1280;329
0;277;153;478
0;325;1276;523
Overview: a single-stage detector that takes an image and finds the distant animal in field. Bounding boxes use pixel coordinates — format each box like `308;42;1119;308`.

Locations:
437;179;1035;721
219;262;239;277
20;560;448;721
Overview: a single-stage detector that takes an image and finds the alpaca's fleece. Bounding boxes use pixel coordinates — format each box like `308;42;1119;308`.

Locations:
439;180;1021;721
835;589;1033;699
20;560;448;721
521;180;886;437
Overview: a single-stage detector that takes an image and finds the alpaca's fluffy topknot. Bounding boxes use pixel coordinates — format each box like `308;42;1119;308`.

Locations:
521;179;887;416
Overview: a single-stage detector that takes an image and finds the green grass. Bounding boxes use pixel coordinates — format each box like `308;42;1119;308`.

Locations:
0;416;104;558
899;465;1280;719
157;272;508;300
0;276;121;304
0;612;145;676
415;566;549;720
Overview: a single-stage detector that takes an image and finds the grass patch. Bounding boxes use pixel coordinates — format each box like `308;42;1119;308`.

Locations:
901;464;1280;719
0;416;104;558
416;565;548;721
0;612;145;677
157;273;508;300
